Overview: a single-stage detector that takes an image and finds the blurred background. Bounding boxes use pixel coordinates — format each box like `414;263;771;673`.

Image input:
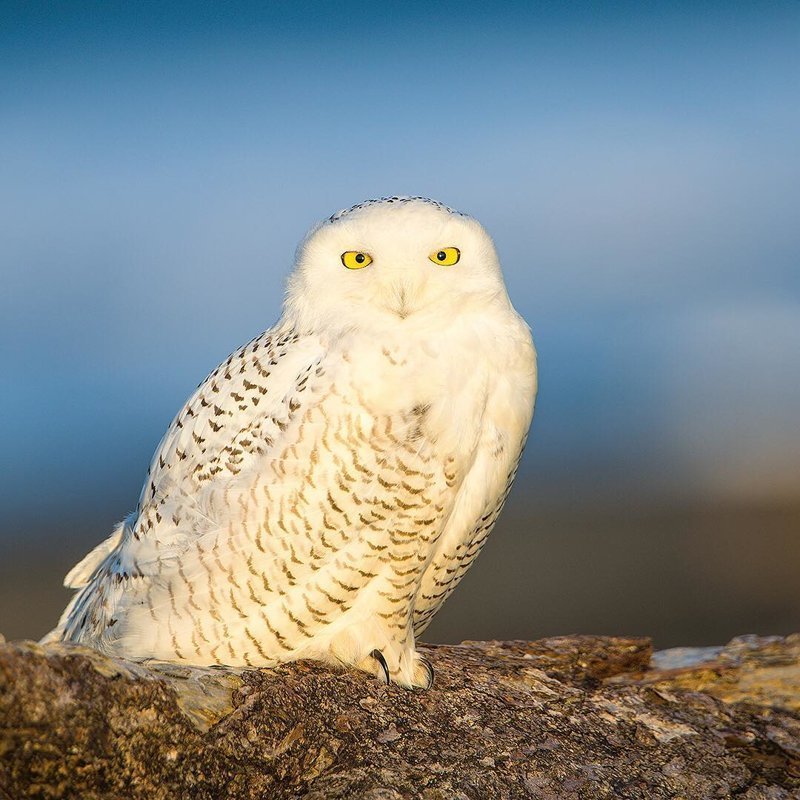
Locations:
1;1;798;650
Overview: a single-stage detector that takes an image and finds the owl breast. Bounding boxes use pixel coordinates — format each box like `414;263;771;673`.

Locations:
107;324;499;673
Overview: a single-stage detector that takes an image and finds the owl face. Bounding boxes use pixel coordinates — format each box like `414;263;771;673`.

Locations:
286;198;510;332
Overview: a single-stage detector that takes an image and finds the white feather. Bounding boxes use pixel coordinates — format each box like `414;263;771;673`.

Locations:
45;197;537;688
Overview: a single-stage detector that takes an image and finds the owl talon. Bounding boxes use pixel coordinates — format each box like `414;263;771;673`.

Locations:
371;649;390;684
418;655;434;689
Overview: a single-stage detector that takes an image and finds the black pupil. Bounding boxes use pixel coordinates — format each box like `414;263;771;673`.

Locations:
355;253;365;263
437;251;446;261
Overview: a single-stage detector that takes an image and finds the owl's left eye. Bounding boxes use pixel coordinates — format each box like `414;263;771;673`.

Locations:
341;251;372;270
429;247;460;266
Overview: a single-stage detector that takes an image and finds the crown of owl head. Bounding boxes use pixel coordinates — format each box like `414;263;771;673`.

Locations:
327;196;469;224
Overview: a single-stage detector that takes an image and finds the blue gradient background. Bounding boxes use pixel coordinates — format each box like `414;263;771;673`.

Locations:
2;1;798;646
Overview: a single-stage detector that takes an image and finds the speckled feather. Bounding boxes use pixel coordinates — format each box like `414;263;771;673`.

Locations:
46;197;537;688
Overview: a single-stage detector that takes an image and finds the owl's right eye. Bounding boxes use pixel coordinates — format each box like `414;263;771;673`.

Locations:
341;251;372;269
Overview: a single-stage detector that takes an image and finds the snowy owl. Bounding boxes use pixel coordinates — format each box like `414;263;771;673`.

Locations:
44;196;537;688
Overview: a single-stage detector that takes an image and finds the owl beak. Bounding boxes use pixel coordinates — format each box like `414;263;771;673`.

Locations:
389;283;411;319
385;269;431;319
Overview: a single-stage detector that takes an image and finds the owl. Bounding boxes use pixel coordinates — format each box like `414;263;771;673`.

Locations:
44;197;537;689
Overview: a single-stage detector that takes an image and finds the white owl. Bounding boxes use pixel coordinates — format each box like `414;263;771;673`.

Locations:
44;197;537;688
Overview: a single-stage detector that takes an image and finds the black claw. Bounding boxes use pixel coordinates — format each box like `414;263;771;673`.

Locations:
371;649;390;684
418;655;434;689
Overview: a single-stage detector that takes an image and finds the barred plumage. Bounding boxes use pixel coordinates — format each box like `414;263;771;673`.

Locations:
45;197;537;688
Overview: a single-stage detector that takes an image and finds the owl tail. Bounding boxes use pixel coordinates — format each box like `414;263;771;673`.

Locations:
39;519;127;644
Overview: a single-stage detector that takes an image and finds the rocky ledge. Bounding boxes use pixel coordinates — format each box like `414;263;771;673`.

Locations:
1;633;798;799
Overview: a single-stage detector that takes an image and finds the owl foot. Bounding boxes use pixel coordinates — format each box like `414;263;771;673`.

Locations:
414;655;435;689
357;647;434;689
371;649;390;684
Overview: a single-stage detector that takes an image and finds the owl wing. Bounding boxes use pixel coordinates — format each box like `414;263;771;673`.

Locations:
130;325;325;546
412;387;531;637
47;324;327;642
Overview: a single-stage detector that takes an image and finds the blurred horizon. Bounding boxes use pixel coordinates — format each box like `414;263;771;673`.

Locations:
1;1;798;647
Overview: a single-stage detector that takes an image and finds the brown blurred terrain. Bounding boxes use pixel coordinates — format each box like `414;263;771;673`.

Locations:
3;488;797;650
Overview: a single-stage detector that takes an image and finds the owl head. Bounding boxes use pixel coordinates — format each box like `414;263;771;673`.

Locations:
285;197;511;333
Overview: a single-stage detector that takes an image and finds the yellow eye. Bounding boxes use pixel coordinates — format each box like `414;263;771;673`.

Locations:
341;251;372;269
429;246;460;266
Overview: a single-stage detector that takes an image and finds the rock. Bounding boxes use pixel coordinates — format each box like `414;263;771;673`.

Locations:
1;634;798;799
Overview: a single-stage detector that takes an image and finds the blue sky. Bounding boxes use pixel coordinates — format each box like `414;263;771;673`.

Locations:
2;1;799;521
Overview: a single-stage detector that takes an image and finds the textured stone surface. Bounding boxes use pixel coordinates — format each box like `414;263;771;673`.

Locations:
1;634;798;799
